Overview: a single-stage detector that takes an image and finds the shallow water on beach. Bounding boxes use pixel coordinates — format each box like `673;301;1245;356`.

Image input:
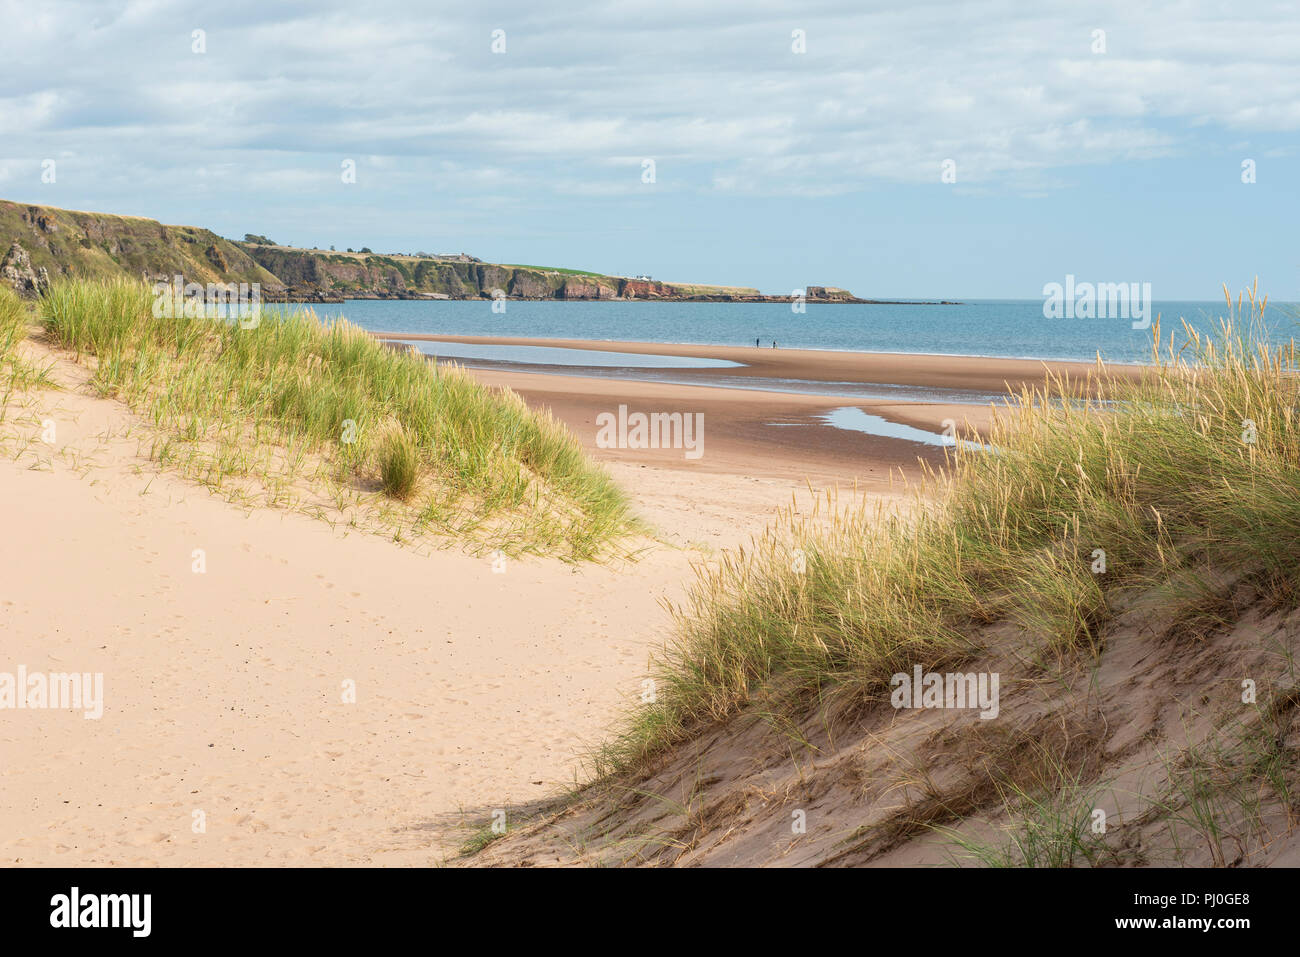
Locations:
386;340;1013;404
396;340;741;368
817;407;988;450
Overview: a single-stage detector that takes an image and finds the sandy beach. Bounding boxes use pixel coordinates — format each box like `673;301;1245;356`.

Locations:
377;333;1139;486
0;332;934;865
0;332;1132;865
372;331;1126;392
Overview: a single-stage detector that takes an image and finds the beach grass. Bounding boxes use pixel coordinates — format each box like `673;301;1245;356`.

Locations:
0;286;26;366
378;428;421;501
600;284;1300;772
38;277;636;559
0;286;55;403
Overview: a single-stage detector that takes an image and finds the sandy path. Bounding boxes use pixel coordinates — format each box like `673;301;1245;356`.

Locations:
0;346;864;866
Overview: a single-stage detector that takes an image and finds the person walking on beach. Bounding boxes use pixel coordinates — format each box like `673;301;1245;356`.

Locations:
755;337;760;347
772;340;777;348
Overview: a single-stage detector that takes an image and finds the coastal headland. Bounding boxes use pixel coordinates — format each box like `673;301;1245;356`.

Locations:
1;199;953;305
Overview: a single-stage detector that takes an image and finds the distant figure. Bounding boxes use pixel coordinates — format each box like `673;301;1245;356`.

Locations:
755;337;760;347
772;340;777;349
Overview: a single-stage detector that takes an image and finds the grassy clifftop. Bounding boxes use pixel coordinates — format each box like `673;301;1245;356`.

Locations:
1;199;787;303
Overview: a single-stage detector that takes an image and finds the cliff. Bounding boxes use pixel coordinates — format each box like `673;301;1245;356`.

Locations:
0;199;863;303
0;200;283;295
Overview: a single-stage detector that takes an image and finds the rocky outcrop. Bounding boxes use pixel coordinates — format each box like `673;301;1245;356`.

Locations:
508;270;562;298
559;276;621;300
204;244;229;272
476;264;514;297
1;241;49;297
619;278;676;299
806;285;855;302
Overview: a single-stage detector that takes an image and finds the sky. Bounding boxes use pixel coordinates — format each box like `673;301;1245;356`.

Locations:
0;0;1297;299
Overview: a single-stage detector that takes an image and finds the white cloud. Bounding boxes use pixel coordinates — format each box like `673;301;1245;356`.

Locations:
2;0;1297;203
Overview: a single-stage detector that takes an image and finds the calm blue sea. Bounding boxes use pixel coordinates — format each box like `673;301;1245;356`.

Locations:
307;299;1298;365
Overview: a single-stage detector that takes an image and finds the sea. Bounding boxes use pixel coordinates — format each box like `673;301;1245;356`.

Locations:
307;298;1296;366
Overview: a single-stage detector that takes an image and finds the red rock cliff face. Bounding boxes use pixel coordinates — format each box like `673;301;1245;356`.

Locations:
619;279;676;299
559;276;621;299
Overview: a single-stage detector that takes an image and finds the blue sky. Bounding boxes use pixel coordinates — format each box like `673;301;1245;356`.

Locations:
1;0;1297;298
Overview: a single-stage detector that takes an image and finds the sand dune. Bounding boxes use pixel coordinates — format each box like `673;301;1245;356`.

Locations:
1;337;908;865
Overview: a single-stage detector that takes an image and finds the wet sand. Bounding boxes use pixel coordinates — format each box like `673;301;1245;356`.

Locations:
375;333;1137;487
372;331;1136;392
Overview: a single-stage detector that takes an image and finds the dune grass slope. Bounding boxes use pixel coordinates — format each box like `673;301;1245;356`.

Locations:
38;277;635;559
603;289;1300;772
